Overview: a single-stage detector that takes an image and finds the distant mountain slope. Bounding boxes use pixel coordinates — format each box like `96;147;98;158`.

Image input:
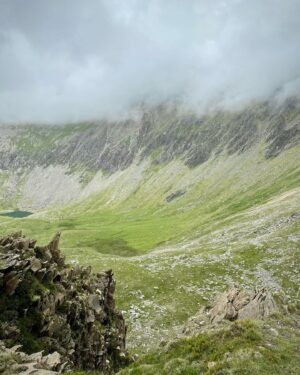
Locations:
1;98;299;172
0;97;299;210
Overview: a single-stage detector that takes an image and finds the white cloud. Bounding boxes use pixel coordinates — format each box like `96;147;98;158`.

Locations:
0;0;300;123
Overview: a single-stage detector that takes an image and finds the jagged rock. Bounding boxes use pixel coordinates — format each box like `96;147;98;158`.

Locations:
88;294;102;314
0;256;19;272
0;340;59;374
210;287;277;323
0;232;129;373
184;287;278;335
42;352;61;369
28;351;44;361
45;233;65;266
30;257;42;273
237;289;277;320
3;271;22;295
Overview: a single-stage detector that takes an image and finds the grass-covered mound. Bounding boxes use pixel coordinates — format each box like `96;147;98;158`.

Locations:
118;318;300;375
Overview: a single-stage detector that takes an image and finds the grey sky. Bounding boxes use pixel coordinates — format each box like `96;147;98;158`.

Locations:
0;0;300;123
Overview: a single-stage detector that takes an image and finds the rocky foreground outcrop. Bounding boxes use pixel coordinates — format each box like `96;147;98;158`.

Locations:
0;340;61;374
184;287;277;335
0;232;129;374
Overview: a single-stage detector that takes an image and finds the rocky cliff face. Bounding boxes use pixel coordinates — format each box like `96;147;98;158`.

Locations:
1;98;299;174
0;232;129;373
0;98;299;210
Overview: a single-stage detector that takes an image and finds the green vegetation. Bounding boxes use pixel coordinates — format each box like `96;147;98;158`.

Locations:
0;143;298;360
15;123;93;159
118;319;300;375
0;109;299;374
1;144;299;255
0;272;52;353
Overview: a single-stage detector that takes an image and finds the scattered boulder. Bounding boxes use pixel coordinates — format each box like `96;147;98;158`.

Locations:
165;189;186;203
184;287;277;335
209;287;277;323
0;232;129;373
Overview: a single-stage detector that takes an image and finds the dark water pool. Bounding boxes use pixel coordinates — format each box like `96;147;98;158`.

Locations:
0;210;33;218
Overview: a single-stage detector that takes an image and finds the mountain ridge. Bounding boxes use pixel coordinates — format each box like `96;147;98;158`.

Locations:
0;97;299;211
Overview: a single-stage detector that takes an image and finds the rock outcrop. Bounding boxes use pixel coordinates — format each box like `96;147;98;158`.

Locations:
184;287;277;335
0;340;60;374
209;287;277;324
0;232;129;374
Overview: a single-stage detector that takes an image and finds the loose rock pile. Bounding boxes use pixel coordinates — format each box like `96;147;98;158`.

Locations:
0;232;129;373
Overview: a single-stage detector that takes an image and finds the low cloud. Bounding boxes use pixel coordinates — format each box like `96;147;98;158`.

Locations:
0;0;300;123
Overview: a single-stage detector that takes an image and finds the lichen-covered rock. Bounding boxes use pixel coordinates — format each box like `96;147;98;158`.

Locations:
209;287;277;323
0;232;129;373
184;287;277;335
0;339;61;374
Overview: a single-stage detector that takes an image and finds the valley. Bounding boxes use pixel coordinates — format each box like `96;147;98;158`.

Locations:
0;99;299;373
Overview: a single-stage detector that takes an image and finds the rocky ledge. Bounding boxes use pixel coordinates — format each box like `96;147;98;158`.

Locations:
0;232;129;374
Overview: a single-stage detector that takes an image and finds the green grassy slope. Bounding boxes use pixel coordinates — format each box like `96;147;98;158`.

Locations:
1;143;298;253
118;319;300;375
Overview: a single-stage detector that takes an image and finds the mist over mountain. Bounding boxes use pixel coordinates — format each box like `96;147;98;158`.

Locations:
1;0;300;123
0;2;300;375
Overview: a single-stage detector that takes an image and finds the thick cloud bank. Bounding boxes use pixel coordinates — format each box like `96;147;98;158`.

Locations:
0;0;300;123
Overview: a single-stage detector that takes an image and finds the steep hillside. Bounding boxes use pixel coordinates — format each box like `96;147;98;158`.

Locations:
0;98;299;210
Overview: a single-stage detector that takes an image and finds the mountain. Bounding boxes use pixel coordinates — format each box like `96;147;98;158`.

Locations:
0;97;299;374
0;98;299;210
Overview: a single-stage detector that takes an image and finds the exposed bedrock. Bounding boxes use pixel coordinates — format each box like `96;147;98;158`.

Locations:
0;232;129;374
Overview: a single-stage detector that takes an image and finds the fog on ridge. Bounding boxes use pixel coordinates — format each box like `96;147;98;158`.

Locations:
0;0;300;123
